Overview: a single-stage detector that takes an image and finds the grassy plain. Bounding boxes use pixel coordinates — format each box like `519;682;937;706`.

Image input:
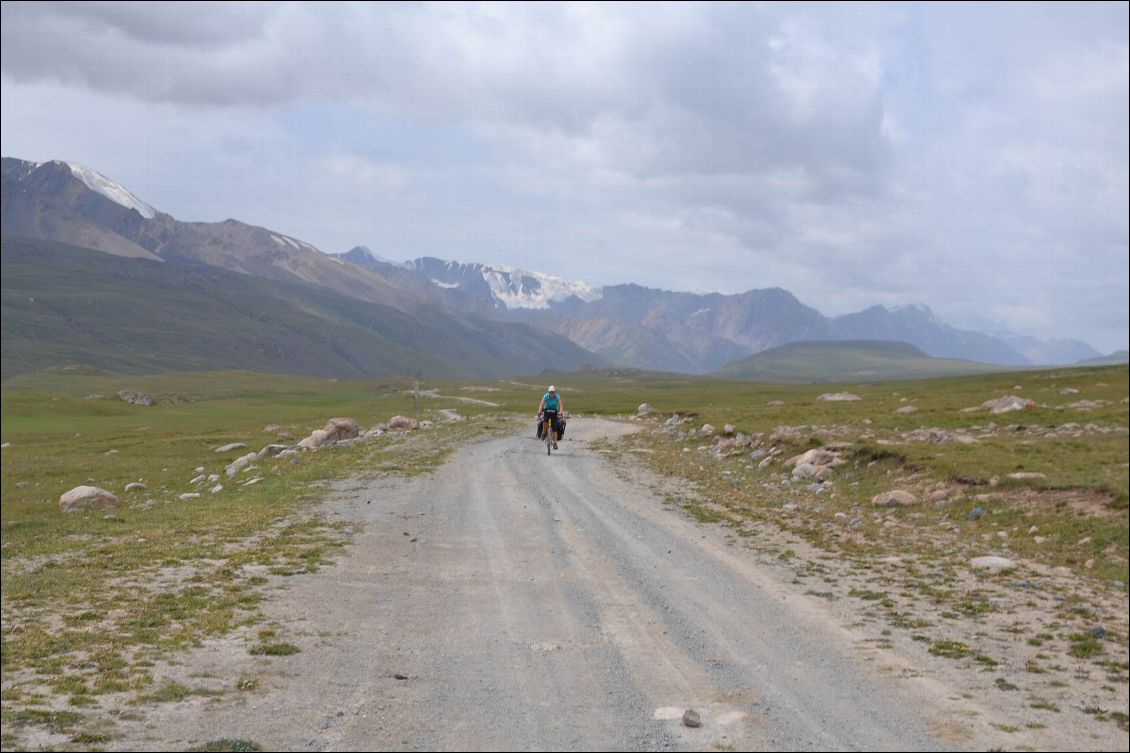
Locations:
1;363;1127;746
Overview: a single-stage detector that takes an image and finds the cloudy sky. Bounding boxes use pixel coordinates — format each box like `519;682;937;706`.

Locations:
2;2;1127;352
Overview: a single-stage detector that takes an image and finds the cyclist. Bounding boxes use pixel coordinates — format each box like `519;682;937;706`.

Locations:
537;385;564;450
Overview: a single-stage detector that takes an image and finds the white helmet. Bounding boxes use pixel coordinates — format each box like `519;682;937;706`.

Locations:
548;385;556;392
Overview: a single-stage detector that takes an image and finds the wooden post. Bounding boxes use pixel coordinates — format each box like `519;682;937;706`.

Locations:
414;377;419;422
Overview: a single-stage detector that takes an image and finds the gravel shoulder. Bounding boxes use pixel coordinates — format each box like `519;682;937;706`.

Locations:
107;419;1118;751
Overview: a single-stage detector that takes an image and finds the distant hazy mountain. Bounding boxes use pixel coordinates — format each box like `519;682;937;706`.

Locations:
831;304;1029;366
3;156;1105;378
995;333;1102;365
1;236;601;380
364;251;1080;372
714;340;1007;382
1077;350;1129;366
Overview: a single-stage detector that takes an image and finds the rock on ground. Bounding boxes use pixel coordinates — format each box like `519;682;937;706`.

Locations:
872;490;917;507
117;390;155;406
818;392;861;402
59;486;118;513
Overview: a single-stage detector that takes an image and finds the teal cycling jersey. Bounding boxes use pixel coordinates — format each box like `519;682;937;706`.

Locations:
543;393;560;411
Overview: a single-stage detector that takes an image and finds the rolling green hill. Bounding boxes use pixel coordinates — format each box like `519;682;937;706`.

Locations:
0;236;600;380
713;340;1007;382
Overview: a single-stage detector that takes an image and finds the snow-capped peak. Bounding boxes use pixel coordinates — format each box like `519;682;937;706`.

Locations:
406;257;602;309
886;303;942;325
481;262;602;310
65;162;158;219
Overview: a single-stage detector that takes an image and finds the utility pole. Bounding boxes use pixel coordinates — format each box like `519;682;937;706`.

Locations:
414;374;420;423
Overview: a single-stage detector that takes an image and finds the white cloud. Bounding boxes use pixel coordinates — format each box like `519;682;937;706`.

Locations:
1;2;1126;352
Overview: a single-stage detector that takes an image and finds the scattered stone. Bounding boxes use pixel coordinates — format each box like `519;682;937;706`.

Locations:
124;482;147;492
1060;387;1080;395
263;424;282;432
59;486;118;513
969;556;1016;573
178;493;200;501
871;490;917;507
194;466;205;473
749;449;766;460
1033;536;1046;544
1028;525;1039;534
1091;626;1106;639
722;424;735;435
785;448;841;468
699;424;715;437
214;442;248;453
682;709;702;728
757;456;774;469
791;463;822;480
1078;536;1093;546
980;395;1036;414
209;484;223;494
225;452;258;478
388;415;419;430
0;442;9;449
817;392;861;402
258;444;293;458
966;507;986;521
298;429;332;450
1084;559;1095;570
190;474;206;485
1068;400;1103;410
323;417;361;443
767;400;784;406
117;390;156;406
207;474;220;482
1007;471;1046;480
637;403;653;416
243;477;265;486
895;405;918;414
419;420;434;430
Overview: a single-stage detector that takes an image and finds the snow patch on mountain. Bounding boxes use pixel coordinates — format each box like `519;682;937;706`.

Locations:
65;162;157;219
482;263;602;309
885;303;943;325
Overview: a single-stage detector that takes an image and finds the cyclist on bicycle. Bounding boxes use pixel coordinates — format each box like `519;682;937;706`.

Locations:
537;385;564;450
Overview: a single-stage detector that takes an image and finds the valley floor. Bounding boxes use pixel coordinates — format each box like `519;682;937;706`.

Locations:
42;419;1126;752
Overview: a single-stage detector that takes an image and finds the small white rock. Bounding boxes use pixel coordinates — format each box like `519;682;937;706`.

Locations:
969;556;1016;572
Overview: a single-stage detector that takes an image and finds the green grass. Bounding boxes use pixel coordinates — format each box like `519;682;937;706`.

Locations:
249;643;299;656
575;364;1128;584
0;369;514;744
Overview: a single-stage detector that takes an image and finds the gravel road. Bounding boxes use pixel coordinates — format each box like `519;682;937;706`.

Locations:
132;419;988;751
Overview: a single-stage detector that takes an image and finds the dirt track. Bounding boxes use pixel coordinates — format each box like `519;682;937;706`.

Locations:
120;419;1091;751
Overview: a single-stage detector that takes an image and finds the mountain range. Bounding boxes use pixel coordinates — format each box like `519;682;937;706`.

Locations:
1;156;1114;380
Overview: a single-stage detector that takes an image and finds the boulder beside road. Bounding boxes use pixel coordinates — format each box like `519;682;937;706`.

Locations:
59;486;118;513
